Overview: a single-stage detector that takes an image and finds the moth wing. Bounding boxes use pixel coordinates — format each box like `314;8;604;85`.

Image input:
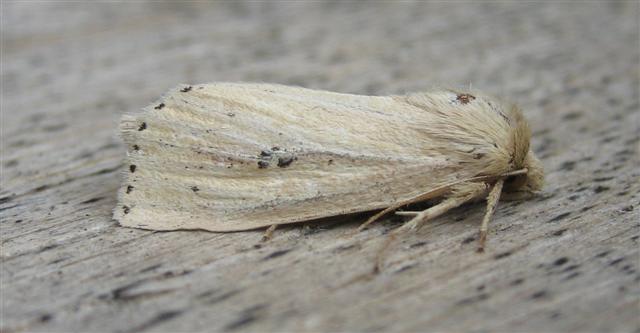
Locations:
115;83;482;231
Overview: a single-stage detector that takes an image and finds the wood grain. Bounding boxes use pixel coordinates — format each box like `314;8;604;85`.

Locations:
1;2;638;332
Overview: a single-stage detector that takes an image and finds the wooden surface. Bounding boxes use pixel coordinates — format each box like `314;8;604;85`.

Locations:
1;2;639;332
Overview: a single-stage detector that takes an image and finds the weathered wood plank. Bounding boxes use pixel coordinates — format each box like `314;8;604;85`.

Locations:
1;2;638;332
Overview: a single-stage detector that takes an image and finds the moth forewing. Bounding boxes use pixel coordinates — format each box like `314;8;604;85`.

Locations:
115;83;543;249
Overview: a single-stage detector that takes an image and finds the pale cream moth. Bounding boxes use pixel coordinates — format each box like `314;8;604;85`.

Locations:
114;83;544;251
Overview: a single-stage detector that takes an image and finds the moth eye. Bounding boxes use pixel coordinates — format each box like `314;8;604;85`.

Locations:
504;175;527;191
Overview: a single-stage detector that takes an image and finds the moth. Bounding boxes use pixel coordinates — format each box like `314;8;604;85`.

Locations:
114;83;543;251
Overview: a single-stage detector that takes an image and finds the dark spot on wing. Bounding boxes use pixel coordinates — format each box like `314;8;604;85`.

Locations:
138;122;147;131
123;206;130;214
154;103;165;110
191;186;200;192
130;165;137;173
180;86;192;92
456;93;476;104
258;161;269;169
126;185;134;194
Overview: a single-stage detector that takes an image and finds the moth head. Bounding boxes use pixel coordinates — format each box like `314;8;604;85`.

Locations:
500;104;544;193
504;150;544;193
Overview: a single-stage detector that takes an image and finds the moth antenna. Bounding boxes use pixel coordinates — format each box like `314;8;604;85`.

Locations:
501;168;528;177
261;224;278;242
477;178;505;252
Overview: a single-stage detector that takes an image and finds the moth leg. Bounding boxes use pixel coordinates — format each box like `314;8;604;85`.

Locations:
357;183;453;231
398;182;488;232
375;202;464;273
477;179;505;252
261;224;278;242
398;196;471;232
373;183;488;273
